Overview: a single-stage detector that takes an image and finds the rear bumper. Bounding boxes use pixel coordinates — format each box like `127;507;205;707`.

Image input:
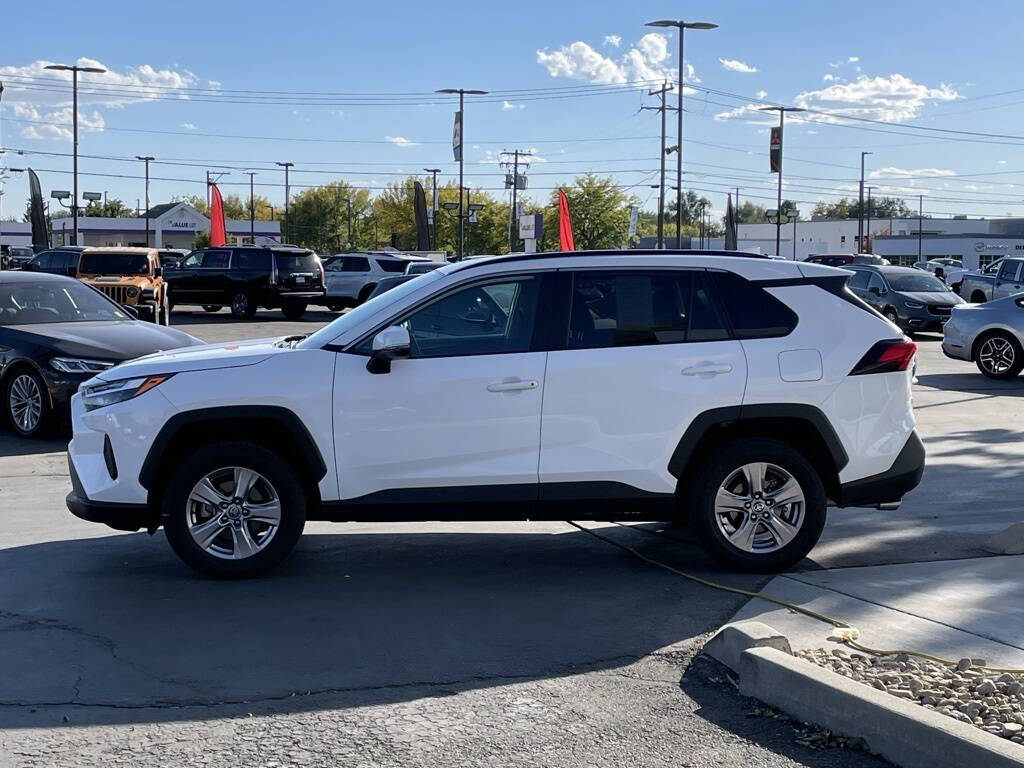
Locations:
836;430;925;508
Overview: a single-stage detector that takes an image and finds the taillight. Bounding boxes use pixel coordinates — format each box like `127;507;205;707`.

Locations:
317;258;325;287
849;339;917;376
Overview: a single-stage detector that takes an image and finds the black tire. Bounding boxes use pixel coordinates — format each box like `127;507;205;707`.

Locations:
162;441;307;578
356;285;376;305
687;438;827;573
202;305;223;313
974;331;1024;380
326;302;344;312
883;307;902;330
230;291;257;320
4;366;53;439
281;301;307;320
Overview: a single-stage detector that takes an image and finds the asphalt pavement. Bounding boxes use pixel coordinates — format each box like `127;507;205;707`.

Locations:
0;306;1019;767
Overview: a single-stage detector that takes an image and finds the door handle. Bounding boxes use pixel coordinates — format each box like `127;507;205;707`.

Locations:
682;362;733;377
487;378;539;393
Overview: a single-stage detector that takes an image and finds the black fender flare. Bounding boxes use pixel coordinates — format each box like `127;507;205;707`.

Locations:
138;405;327;490
667;404;849;479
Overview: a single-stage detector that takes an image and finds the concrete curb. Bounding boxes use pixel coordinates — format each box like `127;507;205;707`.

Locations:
705;625;1024;768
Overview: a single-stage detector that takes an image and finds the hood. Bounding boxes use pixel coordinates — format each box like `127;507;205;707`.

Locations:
98;336;291;380
896;290;963;306
7;321;202;361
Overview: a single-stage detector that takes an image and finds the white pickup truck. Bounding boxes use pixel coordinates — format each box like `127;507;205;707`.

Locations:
957;257;1024;302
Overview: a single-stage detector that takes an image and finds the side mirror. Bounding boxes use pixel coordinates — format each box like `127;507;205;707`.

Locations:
121;305;140;319
366;325;411;374
153;266;163;278
934;267;945;279
868;286;881;296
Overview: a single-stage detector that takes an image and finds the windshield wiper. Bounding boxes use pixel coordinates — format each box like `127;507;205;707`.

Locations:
274;334;308;348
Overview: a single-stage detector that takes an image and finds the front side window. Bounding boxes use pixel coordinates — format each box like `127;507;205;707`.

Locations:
235;250;272;271
202;250;231;269
848;269;871;290
323;257;344;272
867;272;887;294
396;277;541;358
567;271;728;349
997;261;1021;282
182;251;204;269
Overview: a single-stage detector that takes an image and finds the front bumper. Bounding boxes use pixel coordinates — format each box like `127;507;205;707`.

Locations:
837;430;925;508
66;458;149;532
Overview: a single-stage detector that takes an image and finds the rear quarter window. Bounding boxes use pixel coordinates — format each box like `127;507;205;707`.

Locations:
376;259;408;273
711;271;798;339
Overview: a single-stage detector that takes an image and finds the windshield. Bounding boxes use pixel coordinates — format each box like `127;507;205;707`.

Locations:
10;247;33;259
275;252;318;274
889;273;948;292
80;252;150;275
0;280;129;324
298;270;445;349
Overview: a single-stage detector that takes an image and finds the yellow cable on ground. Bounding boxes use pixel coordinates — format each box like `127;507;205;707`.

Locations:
566;521;1024;675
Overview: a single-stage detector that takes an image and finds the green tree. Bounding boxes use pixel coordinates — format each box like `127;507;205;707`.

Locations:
82;197;134;217
811;196;911;220
530;174;637;251
287;181;372;253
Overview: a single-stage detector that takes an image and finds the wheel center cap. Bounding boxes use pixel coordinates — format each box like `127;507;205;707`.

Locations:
753;501;766;513
227;504;243;519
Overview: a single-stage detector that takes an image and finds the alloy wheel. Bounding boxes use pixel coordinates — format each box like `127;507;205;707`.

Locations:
186;466;282;560
714;462;805;554
978;336;1015;375
232;293;249;316
9;373;42;434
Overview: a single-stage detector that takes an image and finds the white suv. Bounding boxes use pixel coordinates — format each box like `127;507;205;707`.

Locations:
66;251;925;578
320;252;432;310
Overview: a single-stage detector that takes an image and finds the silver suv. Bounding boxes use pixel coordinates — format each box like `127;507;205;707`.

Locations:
320;252;430;310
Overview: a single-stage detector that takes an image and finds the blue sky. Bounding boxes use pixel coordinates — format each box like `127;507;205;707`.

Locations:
3;0;1024;222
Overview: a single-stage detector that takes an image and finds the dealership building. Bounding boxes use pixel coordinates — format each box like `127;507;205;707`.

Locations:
1;202;280;250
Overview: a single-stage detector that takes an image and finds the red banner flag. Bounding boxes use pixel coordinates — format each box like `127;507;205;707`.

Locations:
209;183;226;246
558;188;575;251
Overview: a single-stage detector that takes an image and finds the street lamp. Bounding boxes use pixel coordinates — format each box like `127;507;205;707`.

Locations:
758;105;806;257
859;151;873;252
646;19;717;249
245;171;257;241
436;88;488;259
44;62;106;245
136;156;154;246
865;185;876;253
276;162;294;243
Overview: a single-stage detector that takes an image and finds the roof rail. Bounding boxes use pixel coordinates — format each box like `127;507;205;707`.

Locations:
448;248;771;273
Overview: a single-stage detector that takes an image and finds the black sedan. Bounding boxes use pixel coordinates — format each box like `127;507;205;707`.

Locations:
0;272;202;438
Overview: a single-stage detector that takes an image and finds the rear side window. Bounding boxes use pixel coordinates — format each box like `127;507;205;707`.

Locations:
376;259;407;273
235;250;272;271
567;270;729;349
202;250;231;269
711;271;798;339
342;256;370;272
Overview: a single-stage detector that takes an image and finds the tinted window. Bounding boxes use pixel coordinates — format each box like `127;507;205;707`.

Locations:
848;269;871;289
202;250;231;269
323;257;344;272
235;250;272;271
997;261;1021;281
712;271;798;339
80;251;149;275
867;272;886;293
0;280;129;324
343;256;371;272
61;251;79;271
377;258;407;273
275;252;318;274
182;251;204;268
397;277;540;358
31;252;56;270
568;271;728;349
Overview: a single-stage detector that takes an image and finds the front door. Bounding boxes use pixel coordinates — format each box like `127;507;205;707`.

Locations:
332;273;550;503
539;269;748;495
993;259;1023;300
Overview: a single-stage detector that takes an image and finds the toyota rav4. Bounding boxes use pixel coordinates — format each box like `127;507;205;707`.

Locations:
66;251;925;578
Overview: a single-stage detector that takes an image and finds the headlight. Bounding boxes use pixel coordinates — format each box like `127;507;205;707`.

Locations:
50;357;116;374
904;301;925;309
80;375;172;411
126;287;139;298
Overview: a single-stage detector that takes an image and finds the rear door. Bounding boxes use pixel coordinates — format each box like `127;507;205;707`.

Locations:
993;259;1023;300
232;248;273;303
538;269;747;496
193;249;233;302
326;255;370;300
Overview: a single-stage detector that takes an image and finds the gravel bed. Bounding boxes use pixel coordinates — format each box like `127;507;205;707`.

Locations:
797;648;1024;744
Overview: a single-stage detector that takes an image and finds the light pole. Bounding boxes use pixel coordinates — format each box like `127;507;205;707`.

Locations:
865;185;875;253
646;19;717;248
245;171;257;241
44;63;106;245
918;194;924;262
858;151;873;252
424;167;440;250
136;156;154;246
758;105;805;256
436;88;488;259
276;161;294;243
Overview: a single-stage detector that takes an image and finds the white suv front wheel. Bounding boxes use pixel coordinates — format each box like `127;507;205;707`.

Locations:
688;438;826;572
162;441;306;578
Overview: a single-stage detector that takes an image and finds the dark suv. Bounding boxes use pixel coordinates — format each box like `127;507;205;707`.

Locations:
164;246;325;320
22;246;87;277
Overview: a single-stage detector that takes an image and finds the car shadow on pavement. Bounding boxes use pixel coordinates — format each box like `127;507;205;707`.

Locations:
0;431;67;457
0;523;768;728
916;372;1024;396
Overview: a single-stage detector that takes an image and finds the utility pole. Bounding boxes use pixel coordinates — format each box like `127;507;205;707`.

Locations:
865;185;875;253
45;63;106;245
245;171;257;241
759;105;806;257
346;198;352;247
136;156;153;247
423;168;440;250
500;149;532;252
918;194;924;262
642;82;673;248
437;88;488;259
276;161;294;243
858;151;873;252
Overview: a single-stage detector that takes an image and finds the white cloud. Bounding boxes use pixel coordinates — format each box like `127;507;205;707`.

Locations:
386;135;419;147
823;74;837;82
998;160;1007;165
180;122;197;130
720;58;758;74
604;35;621;48
714;103;769;123
869;166;956;179
793;74;958;122
848;56;860;63
537;33;696;92
0;57;199;141
501;100;525;111
756;89;768;100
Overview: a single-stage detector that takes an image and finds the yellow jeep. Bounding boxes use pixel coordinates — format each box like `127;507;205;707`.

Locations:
77;247;170;325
